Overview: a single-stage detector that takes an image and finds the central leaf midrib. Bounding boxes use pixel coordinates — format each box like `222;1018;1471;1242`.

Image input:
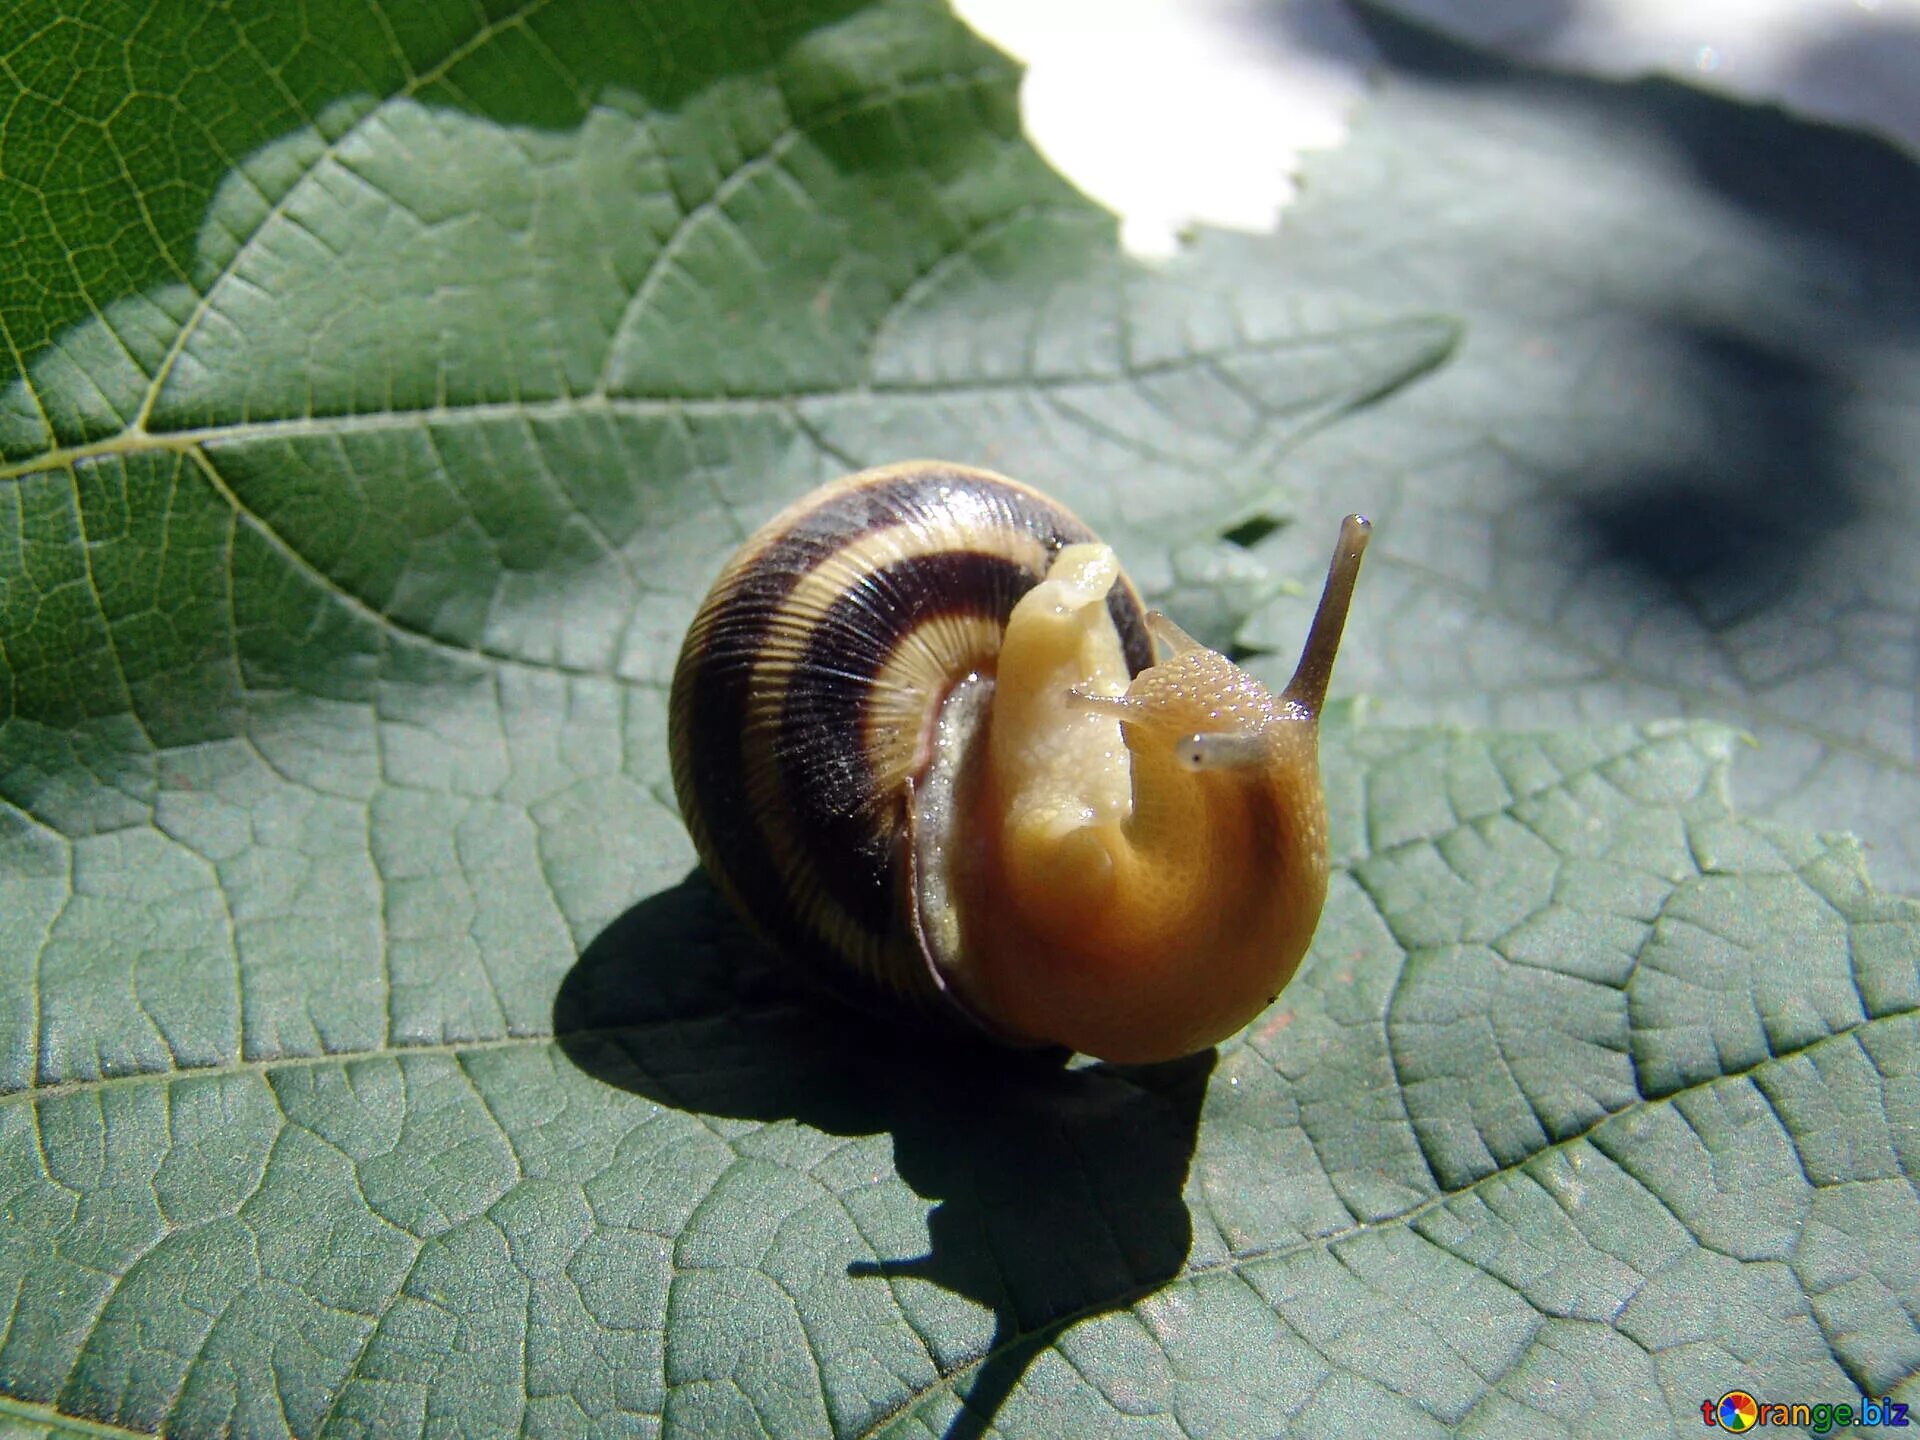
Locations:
0;316;1453;484
0;1388;158;1440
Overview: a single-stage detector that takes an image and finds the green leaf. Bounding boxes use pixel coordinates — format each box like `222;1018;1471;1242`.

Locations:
1;3;1914;1439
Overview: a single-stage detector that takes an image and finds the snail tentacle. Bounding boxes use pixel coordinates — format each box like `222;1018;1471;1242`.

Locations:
1146;610;1206;659
1064;688;1141;720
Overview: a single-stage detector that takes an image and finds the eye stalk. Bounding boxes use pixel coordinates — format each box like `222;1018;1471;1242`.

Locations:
1284;513;1371;718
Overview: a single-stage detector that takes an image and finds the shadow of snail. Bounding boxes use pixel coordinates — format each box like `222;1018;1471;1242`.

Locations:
553;880;1214;1440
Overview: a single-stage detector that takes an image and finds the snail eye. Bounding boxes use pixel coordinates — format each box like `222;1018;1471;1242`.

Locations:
1176;731;1267;772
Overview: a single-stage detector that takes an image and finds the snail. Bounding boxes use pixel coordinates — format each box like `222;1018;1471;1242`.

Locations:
668;461;1369;1064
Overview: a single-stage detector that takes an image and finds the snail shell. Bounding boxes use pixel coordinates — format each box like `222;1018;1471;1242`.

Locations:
669;461;1369;1063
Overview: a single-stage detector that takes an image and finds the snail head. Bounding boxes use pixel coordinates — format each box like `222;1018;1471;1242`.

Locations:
1069;614;1296;774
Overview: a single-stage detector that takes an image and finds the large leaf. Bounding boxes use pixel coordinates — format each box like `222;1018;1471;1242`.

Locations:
1;2;1915;1438
1229;4;1920;893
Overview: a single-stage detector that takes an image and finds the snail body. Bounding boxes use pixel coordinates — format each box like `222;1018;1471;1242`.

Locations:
669;461;1369;1063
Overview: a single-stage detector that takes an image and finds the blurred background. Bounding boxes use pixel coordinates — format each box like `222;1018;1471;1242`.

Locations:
954;0;1920;256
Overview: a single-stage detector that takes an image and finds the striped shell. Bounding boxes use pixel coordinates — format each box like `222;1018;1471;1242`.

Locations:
668;461;1153;1035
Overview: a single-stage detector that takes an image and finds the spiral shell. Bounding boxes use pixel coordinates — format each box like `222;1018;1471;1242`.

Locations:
669;461;1152;1035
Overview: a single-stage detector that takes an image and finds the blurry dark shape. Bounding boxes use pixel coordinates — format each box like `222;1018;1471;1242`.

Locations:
1333;0;1917;603
1658;52;1920;281
1255;0;1581;72
1337;0;1920;283
555;874;1212;1440
1373;0;1582;52
1569;323;1862;614
1222;512;1286;548
1784;10;1920;169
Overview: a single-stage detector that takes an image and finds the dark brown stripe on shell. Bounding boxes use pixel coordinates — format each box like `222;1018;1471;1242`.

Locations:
782;549;1035;944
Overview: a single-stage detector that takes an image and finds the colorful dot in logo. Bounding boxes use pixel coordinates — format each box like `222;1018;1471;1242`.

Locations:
1717;1391;1760;1433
